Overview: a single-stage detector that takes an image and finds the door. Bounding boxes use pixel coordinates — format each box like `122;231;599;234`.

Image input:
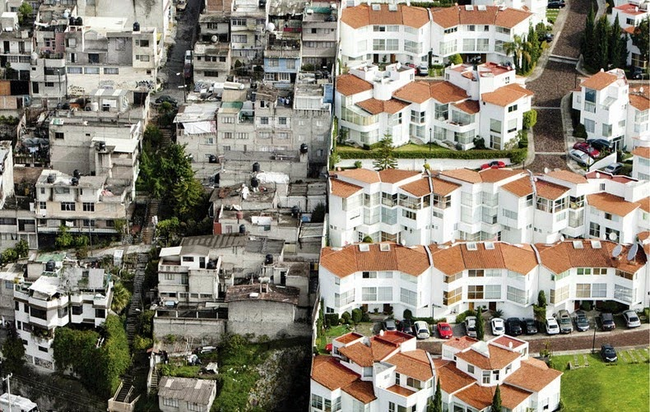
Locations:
3;41;9;54
468;302;475;311
489;302;497;311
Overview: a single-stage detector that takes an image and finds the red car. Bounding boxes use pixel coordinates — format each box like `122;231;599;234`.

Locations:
437;322;453;339
481;161;506;170
573;142;600;159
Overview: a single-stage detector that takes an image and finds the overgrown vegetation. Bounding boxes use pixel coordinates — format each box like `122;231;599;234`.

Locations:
52;315;130;398
503;24;547;75
581;7;632;73
335;144;527;164
372;135;398;171
1;331;25;374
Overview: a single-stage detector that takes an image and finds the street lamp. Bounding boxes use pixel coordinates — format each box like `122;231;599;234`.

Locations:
429;127;432;153
591;316;598;354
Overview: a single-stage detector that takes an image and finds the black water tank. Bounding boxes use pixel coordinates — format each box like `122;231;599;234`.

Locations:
250;177;259;188
69;17;75;26
133;22;140;32
71;177;79;186
76;17;83;26
239;224;246;234
300;143;308;154
45;260;55;272
252;162;260;172
265;254;273;265
214;173;220;184
206;260;216;269
208;154;217;163
47;173;56;183
73;169;80;179
291;205;300;217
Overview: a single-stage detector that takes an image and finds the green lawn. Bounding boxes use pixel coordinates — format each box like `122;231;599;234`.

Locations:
546;9;560;23
393;143;447;152
551;350;650;412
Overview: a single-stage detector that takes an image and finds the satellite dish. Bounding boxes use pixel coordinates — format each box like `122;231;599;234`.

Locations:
266;22;275;32
559;235;565;242
612;244;623;257
608;232;618;241
627;243;639;261
544;167;550;174
211;35;218;43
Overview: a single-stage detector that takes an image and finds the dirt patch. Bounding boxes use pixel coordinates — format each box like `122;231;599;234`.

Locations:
528;328;650;355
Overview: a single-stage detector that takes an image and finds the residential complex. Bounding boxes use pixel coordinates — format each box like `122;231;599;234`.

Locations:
310;332;562;412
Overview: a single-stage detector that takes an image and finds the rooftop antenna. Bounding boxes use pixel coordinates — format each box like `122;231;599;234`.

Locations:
544;167;550;174
627;243;639;262
612;244;623;258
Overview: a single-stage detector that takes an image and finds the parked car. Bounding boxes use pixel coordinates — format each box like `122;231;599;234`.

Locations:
545;317;560;335
155;95;178;106
417;64;429;76
506;317;523;336
568;149;594;167
521;318;538;335
574;310;590;332
176;0;187;12
600;312;616;331
602;162;623;175
547;0;566;8
414;321;430;339
464;316;478;338
184;50;193;64
632;66;646;80
587;138;612;151
600;344;618;362
491;318;505;336
382;318;398;331
398;318;414;335
437;322;453;339
542;33;554;43
623;310;641;328
556;310;573;334
573;142;600;158
480;160;506;170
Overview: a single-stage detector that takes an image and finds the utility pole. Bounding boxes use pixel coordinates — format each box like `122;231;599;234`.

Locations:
2;373;12;412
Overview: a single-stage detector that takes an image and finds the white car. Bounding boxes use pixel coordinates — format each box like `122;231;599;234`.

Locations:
414;321;430;339
568;149;594;167
546;317;560;335
623;310;641;328
490;318;505;336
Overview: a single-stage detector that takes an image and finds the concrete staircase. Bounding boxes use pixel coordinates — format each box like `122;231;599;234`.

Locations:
141;199;160;245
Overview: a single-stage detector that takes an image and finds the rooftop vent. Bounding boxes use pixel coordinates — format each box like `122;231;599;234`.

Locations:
249;292;259;298
388;4;397;11
467;242;478;251
358;244;370;252
380;244;390;252
591;240;602;249
485;242;495;250
371;4;380;10
465;5;474;10
572;240;583;249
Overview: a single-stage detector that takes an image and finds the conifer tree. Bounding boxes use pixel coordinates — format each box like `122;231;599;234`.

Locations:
609;15;623;69
594;16;611;70
582;6;596;69
490;385;503;412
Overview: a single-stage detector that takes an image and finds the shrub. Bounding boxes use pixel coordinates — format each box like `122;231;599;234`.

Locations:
403;309;413;320
574;123;587;138
325;314;340;328
644;307;650;323
523;110;538;130
361;312;371;322
449;53;463;65
351;308;363;325
338;147;528;164
354;160;363;169
454;309;476;324
580;301;593;311
473;137;486;149
341;311;351;324
362;236;373;243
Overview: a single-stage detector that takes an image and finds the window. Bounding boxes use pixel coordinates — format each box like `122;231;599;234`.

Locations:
162;397;179;408
589;222;600;237
236;133;248;140
67;67;82;74
260;117;269;125
502;209;518;220
205;70;219;77
137;40;150;48
435;103;448;121
585;119;595;133
95;308;105;318
602;123;612;137
54;132;64;139
400;288;417;306
490;119;502;133
550;285;569;304
467;364;475;374
443;287;462;306
232;35;247;43
362;287;377;301
222;116;235;124
508;104;518;113
444;272;462;283
614;284;632;302
507;286;525;304
61;202;75;211
615;270;634;280
468;285;483;299
482;371;490;384
576;284;591;298
468;270;484;278
485;284;501;299
402;209;416;220
507;118;517;133
268;59;279;67
85;67;100;74
103;68;119;75
592;283;607;298
378;287;392;301
82;203;94;212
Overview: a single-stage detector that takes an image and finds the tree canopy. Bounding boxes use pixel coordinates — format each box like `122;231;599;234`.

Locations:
491;384;503;412
476;306;485;340
373;135;397;171
632;18;649;64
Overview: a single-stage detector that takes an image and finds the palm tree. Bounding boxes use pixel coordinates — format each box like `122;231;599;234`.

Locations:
503;35;531;74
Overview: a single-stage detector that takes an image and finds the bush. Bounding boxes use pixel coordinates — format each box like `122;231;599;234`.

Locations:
341;311;351;324
473;137;486;149
351;308;363;325
362;236;373;243
574;123;587;138
403;309;413;320
354;160;363;169
338;146;528;164
455;309;477;324
523;110;538;130
580;301;593;311
361;312;371;322
600;300;624;314
325;314;340;328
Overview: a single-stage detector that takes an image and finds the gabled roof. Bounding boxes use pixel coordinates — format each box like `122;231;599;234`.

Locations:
587;192;640;217
433;359;476;393
581;70;618;90
479;168;523;183
334;168;420;185
356;98;410;115
338;338;398;367
502;176;533;197
343;380;377;404
440;168;482;183
613;3;648;15
455;343;520;370
536;239;646;274
341;3;430;29
545;170;588;184
335;168;381;184
455;383;530;411
320;243;430;278
430;5;531;29
453;100;480;114
535;180;569;200
629;88;650;111
393;80;469;104
330;179;363;199
379;168;421;183
400;176;461;197
505;358;562;393
429;242;537;276
311;356;360;391
386;350;434;381
158;377;216;405
336;74;373;96
481;84;534;107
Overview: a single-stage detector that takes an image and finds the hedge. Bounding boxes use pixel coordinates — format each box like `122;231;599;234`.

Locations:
337;148;528;164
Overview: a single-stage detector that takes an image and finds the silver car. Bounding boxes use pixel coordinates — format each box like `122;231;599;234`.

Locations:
623;310;641;328
465;316;477;338
414;321;430;339
546;317;560;335
568;149;593;167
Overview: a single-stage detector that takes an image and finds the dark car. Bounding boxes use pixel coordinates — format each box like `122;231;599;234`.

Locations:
398;318;414;335
542;33;554;43
600;312;616;331
506;317;523;336
632;66;646;80
547;0;566;8
521;318;538;335
382;318;398;331
573;142;600;158
600;344;618;362
155;95;178;106
481;160;506;170
587;138;612;151
574;310;590;332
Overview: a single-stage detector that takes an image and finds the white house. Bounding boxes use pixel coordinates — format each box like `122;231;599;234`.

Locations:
310;330;434;412
609;0;650;70
632;146;650;180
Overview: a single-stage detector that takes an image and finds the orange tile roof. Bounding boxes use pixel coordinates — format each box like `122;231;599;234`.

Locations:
320;243;431;278
506;358;562;393
434;359;475;394
629;89;650;111
378;169;421;183
430;242;537;276
545;170;588;184
537;240;646;274
336;74;373;96
440;168;482;183
335;168;380;184
343;381;377;404
330;179;363;199
502;176;533;198
338;343;375;367
393;81;469;104
481;84;534;107
638;197;650;213
581;70;618;90
400;177;431;197
387;384;416;397
478;168;523;183
341;4;430;29
587;192;640;217
444;336;479;350
632;146;650;159
430;6;531;29
311;355;360;391
356;98;410;115
455;344;520;371
456;383;530;411
386;350;434;381
492;336;526;349
431;176;462;196
335;332;364;345
453;100;480;114
614;3;647;15
535;180;569;200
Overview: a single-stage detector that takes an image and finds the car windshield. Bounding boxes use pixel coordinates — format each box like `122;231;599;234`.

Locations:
440;325;451;331
629;315;639;321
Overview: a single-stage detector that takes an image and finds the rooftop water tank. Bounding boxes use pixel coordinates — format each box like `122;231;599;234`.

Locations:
133;22;140;32
265;254;273;265
250;177;259;188
252;162;260;172
47;173;56;183
73;169;80;179
45;260;56;272
239;224;246;234
300;143;308;154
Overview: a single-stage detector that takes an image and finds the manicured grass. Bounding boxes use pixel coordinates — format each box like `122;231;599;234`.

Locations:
393;143;448;152
551;352;650;412
547;9;560;23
